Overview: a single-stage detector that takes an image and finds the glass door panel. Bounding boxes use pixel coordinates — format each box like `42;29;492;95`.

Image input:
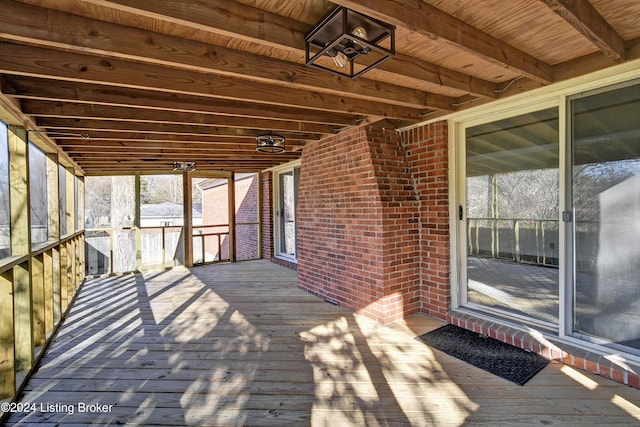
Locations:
277;167;299;259
465;108;560;325
571;83;640;351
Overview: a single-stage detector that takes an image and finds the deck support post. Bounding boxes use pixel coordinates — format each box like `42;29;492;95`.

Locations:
183;172;193;267
8;125;34;374
228;172;236;262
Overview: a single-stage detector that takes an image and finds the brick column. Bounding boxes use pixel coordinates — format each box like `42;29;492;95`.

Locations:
401;121;450;320
297;126;421;323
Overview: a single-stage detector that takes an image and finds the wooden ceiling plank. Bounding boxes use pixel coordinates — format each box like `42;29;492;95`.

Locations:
2;76;359;126
80;0;309;50
19;99;335;135
331;0;553;84
538;0;625;62
0;42;436;119
0;0;453;111
553;36;640;82
30;0;498;99
376;54;499;99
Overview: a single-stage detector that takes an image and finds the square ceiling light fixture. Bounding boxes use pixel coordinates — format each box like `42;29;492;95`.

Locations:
305;6;395;79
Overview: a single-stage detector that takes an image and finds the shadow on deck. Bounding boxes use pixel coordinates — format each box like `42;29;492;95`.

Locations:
4;260;639;426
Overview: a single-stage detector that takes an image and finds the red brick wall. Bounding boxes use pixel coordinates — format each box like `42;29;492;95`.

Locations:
267;119;638;389
297;126;420;323
235;174;259;261
201;179;230;261
200;174;260;261
401;122;450;320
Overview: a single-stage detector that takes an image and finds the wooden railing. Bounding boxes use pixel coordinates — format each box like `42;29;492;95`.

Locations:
85;225;184;276
0;232;84;402
192;223;230;264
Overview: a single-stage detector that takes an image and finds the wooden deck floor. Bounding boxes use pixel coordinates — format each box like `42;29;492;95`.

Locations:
4;260;640;426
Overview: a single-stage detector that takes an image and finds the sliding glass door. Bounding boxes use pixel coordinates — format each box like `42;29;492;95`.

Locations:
458;80;640;354
570;82;640;352
276;166;300;260
464;107;560;326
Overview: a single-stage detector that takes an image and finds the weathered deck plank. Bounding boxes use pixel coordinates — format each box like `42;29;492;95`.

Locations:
4;260;640;426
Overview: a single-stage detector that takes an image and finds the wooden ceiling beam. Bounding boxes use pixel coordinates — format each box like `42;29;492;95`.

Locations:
57;139;298;151
19;99;335;135
51;0;499;99
43;132;276;144
375;54;499;99
538;0;625;62
1;76;359;126
54;136;264;144
0;42;438;119
0;1;452;112
80;0;309;50
77;159;291;172
331;0;553;84
65;147;298;155
77;159;295;166
71;153;301;161
35;117;320;140
553;37;640;82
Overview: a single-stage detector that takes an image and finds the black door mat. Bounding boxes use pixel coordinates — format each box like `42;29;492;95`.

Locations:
418;324;549;386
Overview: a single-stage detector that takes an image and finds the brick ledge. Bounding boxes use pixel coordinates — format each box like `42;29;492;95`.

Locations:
268;256;297;271
447;310;640;389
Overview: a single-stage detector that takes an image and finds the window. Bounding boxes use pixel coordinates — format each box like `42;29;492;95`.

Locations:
29;143;49;246
274;163;300;261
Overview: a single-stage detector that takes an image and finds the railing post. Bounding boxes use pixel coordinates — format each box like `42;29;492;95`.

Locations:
0;270;15;399
536;220;541;264
109;230;114;275
514;219;520;262
183;173;193;268
43;250;54;338
228;173;236;262
31;254;45;347
161;226;166;270
135;173;142;272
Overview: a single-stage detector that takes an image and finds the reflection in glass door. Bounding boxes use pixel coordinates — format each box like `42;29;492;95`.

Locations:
465;108;560;325
277;166;299;259
571;82;640;352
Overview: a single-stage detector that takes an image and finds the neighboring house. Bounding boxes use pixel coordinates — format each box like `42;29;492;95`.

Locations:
140;201;202;227
198;174;259;262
